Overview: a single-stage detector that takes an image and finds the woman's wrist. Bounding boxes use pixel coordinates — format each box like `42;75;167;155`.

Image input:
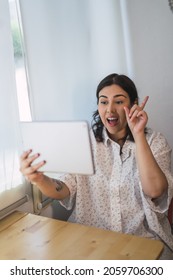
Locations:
133;130;146;143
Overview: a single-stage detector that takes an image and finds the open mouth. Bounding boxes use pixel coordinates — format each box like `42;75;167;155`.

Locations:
107;117;118;126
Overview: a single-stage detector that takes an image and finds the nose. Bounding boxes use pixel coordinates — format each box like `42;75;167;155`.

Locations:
107;103;115;114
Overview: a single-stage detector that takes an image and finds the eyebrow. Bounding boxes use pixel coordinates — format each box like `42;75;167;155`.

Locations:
99;94;127;99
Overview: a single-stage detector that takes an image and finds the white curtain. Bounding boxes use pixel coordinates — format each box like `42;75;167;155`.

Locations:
18;0;132;124
0;0;26;211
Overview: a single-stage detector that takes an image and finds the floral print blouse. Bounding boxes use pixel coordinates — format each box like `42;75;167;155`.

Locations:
58;128;173;259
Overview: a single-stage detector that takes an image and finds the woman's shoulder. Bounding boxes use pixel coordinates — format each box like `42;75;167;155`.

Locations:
146;127;171;150
146;127;166;139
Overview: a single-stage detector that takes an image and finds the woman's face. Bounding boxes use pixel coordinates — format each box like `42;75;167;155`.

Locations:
98;84;131;141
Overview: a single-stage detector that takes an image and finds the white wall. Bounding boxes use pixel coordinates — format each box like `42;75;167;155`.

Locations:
124;0;173;170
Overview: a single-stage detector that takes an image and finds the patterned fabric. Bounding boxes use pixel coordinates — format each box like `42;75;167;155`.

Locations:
58;128;173;259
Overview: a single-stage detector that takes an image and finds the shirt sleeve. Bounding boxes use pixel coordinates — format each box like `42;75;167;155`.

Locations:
141;131;173;213
57;173;77;210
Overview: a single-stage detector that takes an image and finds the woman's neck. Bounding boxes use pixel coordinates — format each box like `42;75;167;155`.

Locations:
108;129;128;146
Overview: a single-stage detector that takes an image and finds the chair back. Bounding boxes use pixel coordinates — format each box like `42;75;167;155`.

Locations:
168;198;173;234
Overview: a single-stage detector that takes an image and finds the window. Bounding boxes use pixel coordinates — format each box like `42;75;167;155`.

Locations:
0;0;30;216
9;0;31;121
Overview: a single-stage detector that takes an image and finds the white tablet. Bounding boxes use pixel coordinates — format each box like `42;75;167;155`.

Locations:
20;121;94;175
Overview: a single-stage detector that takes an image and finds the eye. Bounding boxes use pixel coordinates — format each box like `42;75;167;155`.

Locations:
115;100;123;104
100;100;108;105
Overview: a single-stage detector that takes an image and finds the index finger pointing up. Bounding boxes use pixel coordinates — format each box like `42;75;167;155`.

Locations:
140;96;149;110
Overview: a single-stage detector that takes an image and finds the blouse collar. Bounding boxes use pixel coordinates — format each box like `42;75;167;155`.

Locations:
102;127;133;149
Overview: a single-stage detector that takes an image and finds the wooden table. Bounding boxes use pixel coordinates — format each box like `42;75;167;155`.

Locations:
0;211;163;260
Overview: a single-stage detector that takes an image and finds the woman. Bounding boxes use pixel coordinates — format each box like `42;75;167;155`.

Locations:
20;73;173;259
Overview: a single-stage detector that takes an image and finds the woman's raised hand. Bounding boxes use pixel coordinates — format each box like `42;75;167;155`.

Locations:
124;96;149;137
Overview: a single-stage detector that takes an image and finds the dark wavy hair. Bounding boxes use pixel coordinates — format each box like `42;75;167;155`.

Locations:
91;73;139;142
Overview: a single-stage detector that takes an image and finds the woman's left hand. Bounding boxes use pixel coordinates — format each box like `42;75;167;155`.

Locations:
124;96;149;137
